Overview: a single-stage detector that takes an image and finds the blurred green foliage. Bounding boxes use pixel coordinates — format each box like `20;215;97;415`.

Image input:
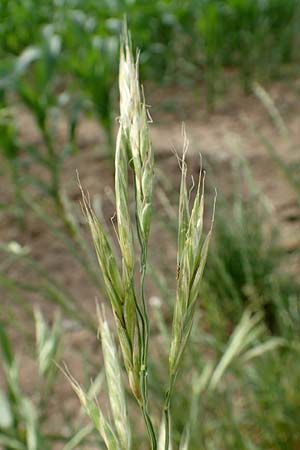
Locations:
1;0;300;100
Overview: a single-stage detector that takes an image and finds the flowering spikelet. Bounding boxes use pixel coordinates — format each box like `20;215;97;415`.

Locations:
98;307;132;450
79;187;139;401
115;102;137;392
67;370;122;450
119;31;154;247
169;133;215;377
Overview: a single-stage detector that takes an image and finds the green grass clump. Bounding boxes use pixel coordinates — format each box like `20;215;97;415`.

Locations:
0;311;62;450
203;160;299;334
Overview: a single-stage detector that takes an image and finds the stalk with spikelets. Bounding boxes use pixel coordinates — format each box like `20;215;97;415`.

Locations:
116;28;156;448
164;134;215;450
80;189;140;402
71;26;214;450
79;28;157;449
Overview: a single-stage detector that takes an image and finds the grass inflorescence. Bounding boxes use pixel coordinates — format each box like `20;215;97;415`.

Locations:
70;28;214;450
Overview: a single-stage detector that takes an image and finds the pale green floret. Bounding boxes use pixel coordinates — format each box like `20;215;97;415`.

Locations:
80;188;140;400
115;127;134;273
169;143;215;378
99;308;132;450
68;374;122;450
119;34;154;247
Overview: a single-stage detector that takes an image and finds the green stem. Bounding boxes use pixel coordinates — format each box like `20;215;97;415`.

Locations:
137;238;157;448
140;252;157;450
132;176;157;448
164;375;175;450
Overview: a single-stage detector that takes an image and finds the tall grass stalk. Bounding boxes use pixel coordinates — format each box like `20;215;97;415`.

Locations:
79;31;156;448
74;29;214;450
164;141;215;450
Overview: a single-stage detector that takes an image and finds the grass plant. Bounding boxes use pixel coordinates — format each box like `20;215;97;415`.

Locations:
68;29;214;450
64;28;289;450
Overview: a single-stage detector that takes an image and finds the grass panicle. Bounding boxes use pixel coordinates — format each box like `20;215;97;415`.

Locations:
169;140;215;378
78;27;157;449
118;26;156;449
72;28;213;450
164;138;215;449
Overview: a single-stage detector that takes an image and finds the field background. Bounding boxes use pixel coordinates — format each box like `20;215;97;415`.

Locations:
1;1;300;449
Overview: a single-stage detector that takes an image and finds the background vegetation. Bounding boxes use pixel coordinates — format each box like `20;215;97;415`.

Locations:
1;1;300;449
